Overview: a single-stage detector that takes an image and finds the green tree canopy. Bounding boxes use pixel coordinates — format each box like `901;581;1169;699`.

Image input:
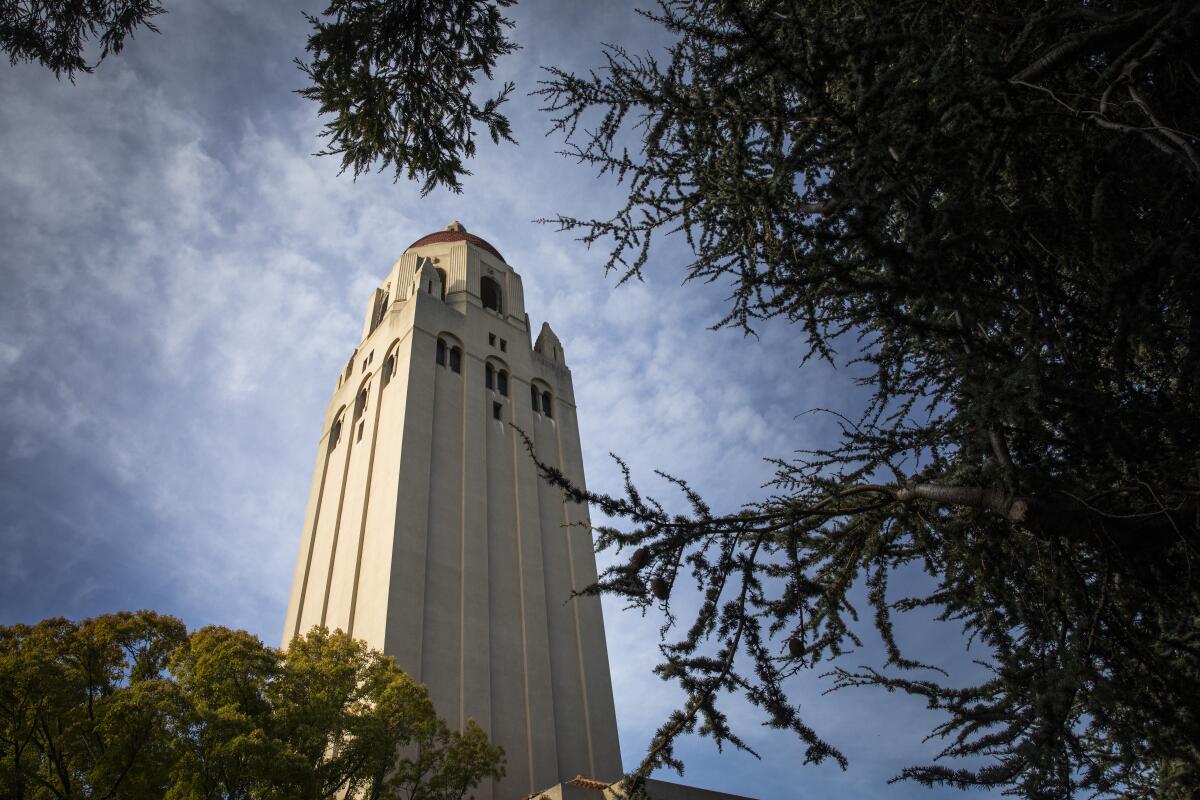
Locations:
0;611;186;800
0;613;504;800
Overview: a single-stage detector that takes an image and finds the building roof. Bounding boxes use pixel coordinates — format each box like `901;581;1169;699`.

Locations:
407;221;505;263
566;775;612;790
524;775;614;799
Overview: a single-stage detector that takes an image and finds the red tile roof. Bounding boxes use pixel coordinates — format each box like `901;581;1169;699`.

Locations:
523;775;614;799
407;229;505;262
566;775;613;790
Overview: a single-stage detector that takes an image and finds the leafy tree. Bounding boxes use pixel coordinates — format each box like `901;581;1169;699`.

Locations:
0;0;165;79
0;611;185;800
295;0;519;195
263;627;504;800
0;614;504;800
166;626;281;800
519;1;1200;798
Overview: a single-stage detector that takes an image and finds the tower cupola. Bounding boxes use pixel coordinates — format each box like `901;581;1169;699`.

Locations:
406;221;506;263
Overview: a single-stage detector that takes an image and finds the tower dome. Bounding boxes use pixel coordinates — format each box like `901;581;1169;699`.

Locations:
406;220;505;263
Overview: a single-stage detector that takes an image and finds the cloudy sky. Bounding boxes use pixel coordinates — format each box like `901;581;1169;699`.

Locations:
0;2;996;797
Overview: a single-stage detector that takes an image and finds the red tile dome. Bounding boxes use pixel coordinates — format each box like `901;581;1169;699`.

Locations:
407;221;504;263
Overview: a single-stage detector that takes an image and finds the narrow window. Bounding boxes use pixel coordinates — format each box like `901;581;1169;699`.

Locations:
370;288;389;333
481;276;502;313
493;402;502;421
497;370;509;397
355;386;369;419
531;385;540;412
485;362;494;390
499;339;507;352
542;391;552;418
436;338;447;366
449;347;462;373
488;333;496;347
329;415;344;452
381;354;395;388
435;267;447;299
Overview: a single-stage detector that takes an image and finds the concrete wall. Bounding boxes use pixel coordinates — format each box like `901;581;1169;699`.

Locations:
282;231;623;800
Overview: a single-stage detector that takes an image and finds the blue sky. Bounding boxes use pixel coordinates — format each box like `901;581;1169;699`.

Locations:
0;2;997;797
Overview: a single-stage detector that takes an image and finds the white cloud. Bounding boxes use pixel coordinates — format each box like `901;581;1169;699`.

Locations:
0;341;21;370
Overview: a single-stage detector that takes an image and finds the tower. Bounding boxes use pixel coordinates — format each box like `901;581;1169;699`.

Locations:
282;223;623;799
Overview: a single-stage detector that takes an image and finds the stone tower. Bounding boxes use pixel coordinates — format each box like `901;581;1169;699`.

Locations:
282;223;623;799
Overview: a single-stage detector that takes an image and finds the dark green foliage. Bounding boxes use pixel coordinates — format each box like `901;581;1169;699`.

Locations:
0;613;504;800
296;0;519;195
531;1;1200;796
0;0;164;79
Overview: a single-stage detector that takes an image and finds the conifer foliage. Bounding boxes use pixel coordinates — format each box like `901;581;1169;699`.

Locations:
529;2;1200;797
296;0;519;195
0;0;164;78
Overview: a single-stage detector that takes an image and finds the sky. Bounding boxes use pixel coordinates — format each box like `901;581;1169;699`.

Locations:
0;2;997;798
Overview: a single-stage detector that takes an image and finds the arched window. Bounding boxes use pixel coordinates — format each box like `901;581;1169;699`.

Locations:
328;413;344;452
354;386;369;419
436;338;447;366
481;276;502;313
381;353;396;388
485;362;494;390
541;391;552;418
530;385;540;412
436;267;448;300
497;370;508;397
449;347;462;374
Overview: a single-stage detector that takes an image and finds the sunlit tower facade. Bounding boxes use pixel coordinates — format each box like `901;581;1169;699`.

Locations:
282;222;623;799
